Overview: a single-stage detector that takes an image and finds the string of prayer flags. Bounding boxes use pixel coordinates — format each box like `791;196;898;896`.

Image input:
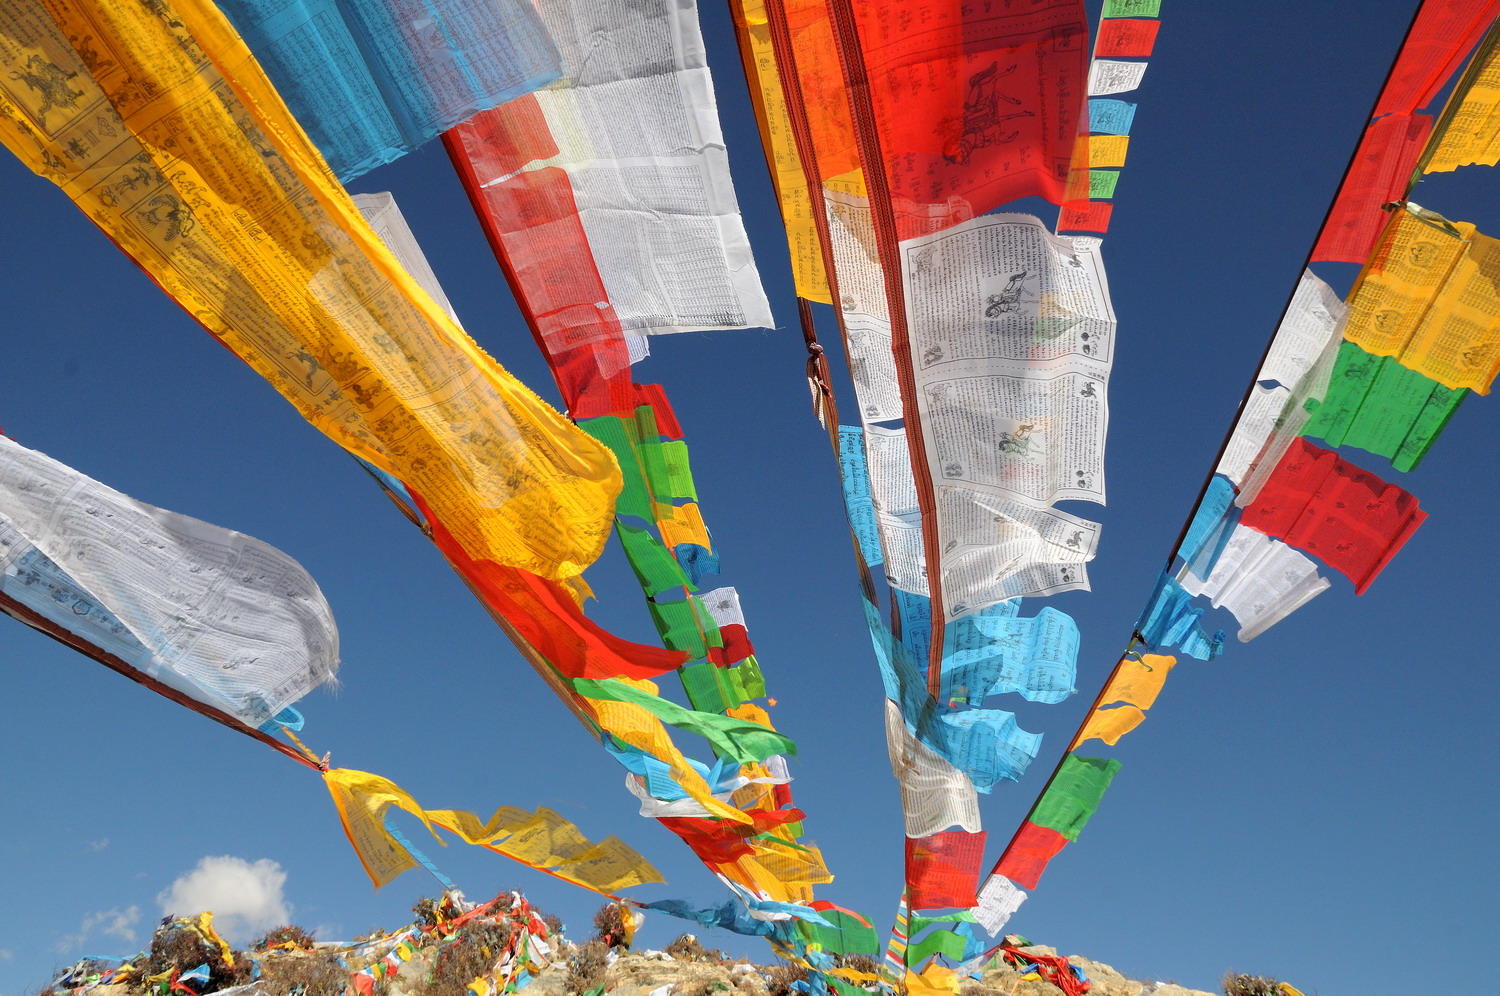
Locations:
0;435;338;730
1343;206;1500;393
1239;438;1426;595
1136;574;1226;660
0;0;622;582
214;0;561;180
1301;341;1467;471
1178;526;1330;642
1424;33;1500;172
905;830;987;910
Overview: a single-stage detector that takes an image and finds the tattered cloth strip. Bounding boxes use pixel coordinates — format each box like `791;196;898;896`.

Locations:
1343;205;1500;393
445;0;772;358
1301;340;1467;471
0;0;620;580
1239;438;1426;595
1136;574;1224;660
0;436;337;728
904;830;987;911
324;768;662;893
215;0;560;180
1179;526;1330;643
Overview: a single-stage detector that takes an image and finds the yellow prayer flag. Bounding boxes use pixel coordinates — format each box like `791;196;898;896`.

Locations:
1072;704;1146;748
1345;206;1500;392
655;501;712;551
732;0;832;303
0;0;620;578
323;769;437;888
1090;135;1130;169
1425;36;1500;173
904;964;962;996
1102;653;1176;710
553;837;666;892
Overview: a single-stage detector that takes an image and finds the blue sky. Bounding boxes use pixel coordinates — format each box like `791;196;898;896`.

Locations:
1;2;1497;994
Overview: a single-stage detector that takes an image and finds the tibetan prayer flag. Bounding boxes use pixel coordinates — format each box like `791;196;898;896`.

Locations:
324;769;440;888
1344;206;1500;393
973;874;1027;936
885;701;981;839
905;927;968;968
647;595;720;658
730;0;832;304
1089;134;1130;167
656;502;712;553
1095;19;1160;59
1301;341;1466;471
1059;201;1114;234
617;522;693;596
215;0;560;180
1102;0;1160;15
938;606;1079;707
1137;574;1225;660
993;821;1068;891
421;503;687;681
572;677;797;763
806;907;880;956
0;0;621;581
1031;754;1121;841
1100;653;1176;711
0;436;337;729
1179;526;1329;643
1073;705;1145;748
1426;35;1500;172
1374;0;1500;116
1088;98;1137;135
905;830;987;910
1310;113;1433;265
1239;438;1426;595
1180;475;1239;580
700;587;756;664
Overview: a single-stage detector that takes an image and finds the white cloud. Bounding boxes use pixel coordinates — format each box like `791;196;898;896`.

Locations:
158;857;290;944
87;838;110;852
53;906;141;954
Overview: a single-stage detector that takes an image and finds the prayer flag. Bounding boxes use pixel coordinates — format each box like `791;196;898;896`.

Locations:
1030;754;1120;841
905;830;987;910
992;821;1068;891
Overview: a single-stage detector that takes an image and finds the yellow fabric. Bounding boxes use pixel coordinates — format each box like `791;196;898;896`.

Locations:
323;769;432;888
326;769;662;892
732;0;831;303
1090;135;1130;168
655;501;712;551
1279;986;1307;996
904;964;961;996
1072;704;1146;748
0;0;620;578
726;702;774;727
1425;38;1500;173
1102;653;1176;710
1345;207;1500;392
190;913;235;968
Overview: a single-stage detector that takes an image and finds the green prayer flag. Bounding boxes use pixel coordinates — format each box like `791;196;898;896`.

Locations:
639;440;698;500
1102;0;1160;15
811;910;880;956
647;596;712;657
1031;753;1121;840
730;656;765;700
617;521;692;595
631;404;662;443
579;416;652;519
680;660;735;712
572;677;797;762
1089;169;1120;198
907;911;978;933
905;927;967;967
1301;341;1465;472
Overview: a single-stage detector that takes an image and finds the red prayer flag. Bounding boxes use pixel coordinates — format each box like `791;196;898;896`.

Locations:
1240;438;1426;595
1059;200;1113;234
905;829;987;909
1095;18;1160;58
993;821;1069;891
419;494;688;680
1374;0;1500;116
1311;113;1433;264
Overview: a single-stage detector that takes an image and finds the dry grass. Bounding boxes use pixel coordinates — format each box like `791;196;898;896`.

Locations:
665;935;728;964
761;961;808;996
564;940;609;994
257;951;349;996
132;923;245;994
251;925;317;952
591;903;627;946
1223;973;1285;996
415;922;515;996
